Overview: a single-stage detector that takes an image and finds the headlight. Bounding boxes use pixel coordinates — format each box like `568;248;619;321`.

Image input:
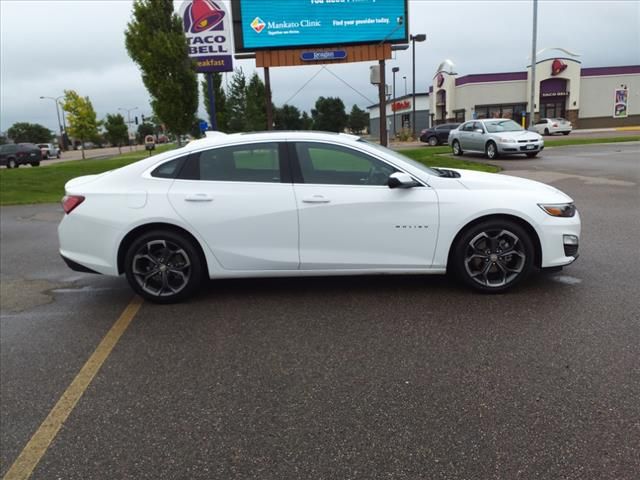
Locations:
538;203;576;217
499;137;515;143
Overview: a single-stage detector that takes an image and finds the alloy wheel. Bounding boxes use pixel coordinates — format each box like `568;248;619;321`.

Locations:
487;143;497;159
131;239;191;297
464;229;526;288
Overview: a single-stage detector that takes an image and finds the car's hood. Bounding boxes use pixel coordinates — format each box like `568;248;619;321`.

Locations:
450;169;572;201
491;130;542;140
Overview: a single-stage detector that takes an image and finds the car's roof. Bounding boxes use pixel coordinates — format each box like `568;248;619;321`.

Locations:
182;130;361;152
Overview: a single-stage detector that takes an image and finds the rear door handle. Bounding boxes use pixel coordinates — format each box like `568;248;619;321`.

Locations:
185;193;213;202
302;195;330;204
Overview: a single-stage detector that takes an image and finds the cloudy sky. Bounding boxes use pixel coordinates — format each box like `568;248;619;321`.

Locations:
1;0;639;133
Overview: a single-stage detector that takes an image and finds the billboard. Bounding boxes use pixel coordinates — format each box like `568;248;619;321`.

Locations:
232;0;408;52
179;0;234;72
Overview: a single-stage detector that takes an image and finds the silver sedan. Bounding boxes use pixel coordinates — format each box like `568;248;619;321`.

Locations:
448;119;544;159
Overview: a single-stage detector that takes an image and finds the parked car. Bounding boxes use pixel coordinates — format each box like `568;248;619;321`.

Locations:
420;123;460;146
58;131;580;303
38;143;61;159
449;119;544;159
0;143;42;168
533;118;572;136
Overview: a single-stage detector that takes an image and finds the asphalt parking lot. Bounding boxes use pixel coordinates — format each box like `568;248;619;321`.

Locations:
1;142;639;479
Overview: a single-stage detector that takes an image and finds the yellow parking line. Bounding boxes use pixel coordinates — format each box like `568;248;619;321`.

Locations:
3;296;144;480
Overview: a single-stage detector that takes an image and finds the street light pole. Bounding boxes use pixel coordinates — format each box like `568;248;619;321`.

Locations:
118;106;138;151
528;0;538;130
392;67;399;138
39;95;64;148
410;34;426;139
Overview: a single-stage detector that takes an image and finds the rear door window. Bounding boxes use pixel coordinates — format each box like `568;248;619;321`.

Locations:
179;143;282;183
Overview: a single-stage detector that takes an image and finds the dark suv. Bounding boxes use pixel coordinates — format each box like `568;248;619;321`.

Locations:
420;123;460;146
0;143;42;168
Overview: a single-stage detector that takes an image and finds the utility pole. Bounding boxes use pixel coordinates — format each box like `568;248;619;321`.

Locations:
410;34;427;139
206;73;217;131
392;67;399;138
528;0;538;130
264;67;273;130
118;106;138;151
39;95;64;149
378;59;388;147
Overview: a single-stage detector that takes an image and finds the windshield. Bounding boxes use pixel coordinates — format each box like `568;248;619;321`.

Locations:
484;120;523;133
358;139;440;176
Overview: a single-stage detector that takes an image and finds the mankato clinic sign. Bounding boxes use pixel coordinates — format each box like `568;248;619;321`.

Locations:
179;0;233;73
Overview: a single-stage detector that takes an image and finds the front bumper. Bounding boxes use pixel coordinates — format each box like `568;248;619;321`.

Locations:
497;141;544;154
538;210;581;268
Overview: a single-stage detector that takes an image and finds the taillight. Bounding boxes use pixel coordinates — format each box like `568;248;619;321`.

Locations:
552;123;558;127
62;195;85;214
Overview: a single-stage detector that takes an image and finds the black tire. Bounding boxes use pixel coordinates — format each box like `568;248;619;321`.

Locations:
7;158;17;169
452;140;463;156
57;153;61;158
544;128;550;136
427;136;438;147
562;131;570;136
451;219;534;293
124;230;204;303
31;162;40;167
485;141;499;160
525;152;538;158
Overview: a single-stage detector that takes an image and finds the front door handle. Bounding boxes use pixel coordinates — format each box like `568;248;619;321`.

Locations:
185;193;213;202
302;195;330;204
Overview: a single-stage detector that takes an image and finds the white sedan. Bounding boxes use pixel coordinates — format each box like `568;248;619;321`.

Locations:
534;118;573;136
58;131;581;303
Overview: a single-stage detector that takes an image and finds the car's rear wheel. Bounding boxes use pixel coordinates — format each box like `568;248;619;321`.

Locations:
428;136;438;146
124;230;204;303
452;219;534;293
562;131;570;136
485;141;499;159
452;140;463;156
31;162;40;167
544;128;550;136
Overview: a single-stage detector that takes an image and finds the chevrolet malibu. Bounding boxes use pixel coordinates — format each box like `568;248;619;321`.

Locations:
449;119;544;159
58;131;580;303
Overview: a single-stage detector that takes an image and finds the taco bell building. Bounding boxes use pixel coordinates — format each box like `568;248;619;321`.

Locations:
368;57;639;137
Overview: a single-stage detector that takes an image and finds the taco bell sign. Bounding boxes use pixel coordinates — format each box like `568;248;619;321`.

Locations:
179;0;233;73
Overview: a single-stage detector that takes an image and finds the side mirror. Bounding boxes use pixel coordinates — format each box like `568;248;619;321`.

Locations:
474;128;484;134
388;172;418;189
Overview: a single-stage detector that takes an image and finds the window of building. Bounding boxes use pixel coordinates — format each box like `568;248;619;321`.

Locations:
475;104;527;121
453;110;465;122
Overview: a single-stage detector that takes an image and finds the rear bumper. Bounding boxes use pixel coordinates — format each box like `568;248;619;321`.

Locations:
60;254;102;274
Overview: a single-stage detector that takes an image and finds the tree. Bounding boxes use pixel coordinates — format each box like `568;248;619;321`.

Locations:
125;0;198;145
348;105;369;134
7;122;53;143
201;73;228;132
225;68;247;133
274;104;302;130
136;122;155;143
62;90;100;159
0;134;7;145
245;72;267;131
301;111;313;130
311;97;348;132
103;114;129;152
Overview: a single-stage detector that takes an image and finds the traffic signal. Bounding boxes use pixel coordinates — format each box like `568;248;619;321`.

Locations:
141;114;145;123
135;116;139;125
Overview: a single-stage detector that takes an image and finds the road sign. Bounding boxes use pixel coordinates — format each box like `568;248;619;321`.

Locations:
300;50;348;62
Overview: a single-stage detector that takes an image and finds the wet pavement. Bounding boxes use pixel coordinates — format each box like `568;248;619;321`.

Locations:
1;143;639;479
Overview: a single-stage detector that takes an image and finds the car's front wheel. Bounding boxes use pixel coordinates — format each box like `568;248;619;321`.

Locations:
485;141;499;159
525;152;538;158
428;136;438;146
7;159;17;169
451;219;534;293
452;140;463;156
124;230;204;303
